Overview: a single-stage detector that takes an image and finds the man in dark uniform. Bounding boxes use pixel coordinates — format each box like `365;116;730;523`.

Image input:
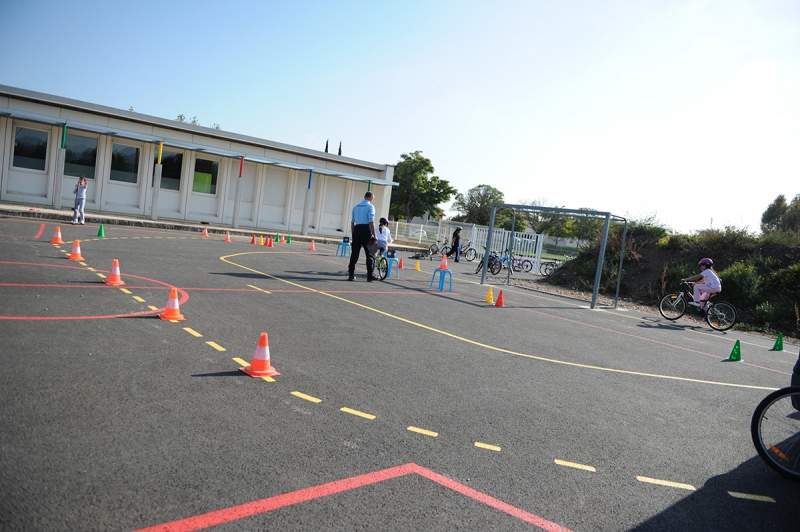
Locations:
348;191;378;281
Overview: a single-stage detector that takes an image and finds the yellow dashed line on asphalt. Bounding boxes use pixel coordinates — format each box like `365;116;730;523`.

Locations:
86;267;95;271
248;284;271;294
340;407;376;420
132;296;146;303
475;442;501;452
119;288;131;294
727;491;776;503
148;305;158;310
183;327;203;338
232;357;275;381
96;273;107;279
636;476;696;491
206;341;226;351
407;426;438;437
79;262;87;266
291;391;322;403
555;459;596;472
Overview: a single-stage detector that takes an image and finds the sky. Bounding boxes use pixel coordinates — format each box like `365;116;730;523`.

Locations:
1;0;798;234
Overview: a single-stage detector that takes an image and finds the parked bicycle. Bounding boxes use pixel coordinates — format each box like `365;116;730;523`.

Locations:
428;237;451;258
474;248;499;275
751;386;800;481
373;249;388;280
658;280;736;331
462;240;477;262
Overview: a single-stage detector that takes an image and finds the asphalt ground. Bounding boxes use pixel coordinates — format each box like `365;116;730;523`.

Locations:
1;215;799;531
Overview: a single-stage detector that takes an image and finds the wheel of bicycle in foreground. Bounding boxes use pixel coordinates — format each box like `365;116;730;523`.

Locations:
375;257;388;280
658;293;686;320
490;260;502;275
521;259;533;273
706;301;736;331
751;387;800;481
464;248;477;262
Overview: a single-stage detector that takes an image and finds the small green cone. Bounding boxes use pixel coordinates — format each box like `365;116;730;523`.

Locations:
97;224;105;238
287;235;292;244
728;340;742;362
771;333;783;351
275;233;279;241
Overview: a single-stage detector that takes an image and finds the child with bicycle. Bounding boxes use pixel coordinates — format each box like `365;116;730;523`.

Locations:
375;217;393;255
681;258;721;311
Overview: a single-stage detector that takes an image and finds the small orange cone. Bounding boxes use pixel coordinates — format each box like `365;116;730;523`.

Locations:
67;240;84;261
398;258;404;269
495;290;505;307
240;332;280;377
158;288;185;321
309;240;316;251
263;235;270;247
50;227;64;244
250;234;256;244
267;237;274;248
223;231;232;242
279;234;286;244
201;227;209;237
103;259;125;286
439;254;449;270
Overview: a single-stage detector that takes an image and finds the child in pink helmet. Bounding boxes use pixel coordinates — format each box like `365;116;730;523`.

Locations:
681;258;721;311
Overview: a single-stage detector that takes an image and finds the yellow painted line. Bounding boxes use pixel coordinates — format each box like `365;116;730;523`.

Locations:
636;476;695;491
79;262;87;266
132;296;145;303
86;267;96;271
132;236;140;239
96;273;107;279
407;426;438;437
727;491;776;503
183;327;203;338
206;341;226;352
219;253;777;391
475;442;501;452
291;391;322;403
119;288;132;294
148;305;159;310
169;320;179;323
340;407;375;420
232;357;248;366
247;284;272;294
554;459;596;472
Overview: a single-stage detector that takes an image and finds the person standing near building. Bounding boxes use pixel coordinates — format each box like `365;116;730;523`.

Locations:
72;176;88;225
348;191;378;281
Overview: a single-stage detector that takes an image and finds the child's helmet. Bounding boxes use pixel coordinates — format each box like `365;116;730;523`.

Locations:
379;217;388;225
456;226;463;231
698;258;714;266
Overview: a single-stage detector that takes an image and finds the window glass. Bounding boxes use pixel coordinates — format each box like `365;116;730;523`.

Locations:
153;150;183;190
110;143;140;183
64;132;98;179
13;127;49;171
193;158;219;194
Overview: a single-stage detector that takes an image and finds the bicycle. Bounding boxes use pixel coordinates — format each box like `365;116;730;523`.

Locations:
428;238;451;258
658;281;736;331
372;248;388;280
539;259;561;276
751;386;800;481
475;248;499;275
462;240;478;262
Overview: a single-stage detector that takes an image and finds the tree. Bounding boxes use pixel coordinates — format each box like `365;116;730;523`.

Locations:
450;184;505;226
389;151;457;221
176;114;186;123
761;194;788;233
572;208;607;241
518;198;566;235
778;195;800;232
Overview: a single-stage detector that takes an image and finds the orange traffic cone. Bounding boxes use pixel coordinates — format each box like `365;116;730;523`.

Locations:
223;231;232;242
267;237;274;248
201;227;209;237
279;234;286;244
240;332;280;377
309;240;316;251
250;234;256;244
398;258;404;269
67;240;84;261
103;259;125;286
263;235;270;247
439;254;449;270
50;227;64;244
495;290;505;307
158;288;185;321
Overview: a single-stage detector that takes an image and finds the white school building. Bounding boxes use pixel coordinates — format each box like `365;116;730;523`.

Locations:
0;85;395;235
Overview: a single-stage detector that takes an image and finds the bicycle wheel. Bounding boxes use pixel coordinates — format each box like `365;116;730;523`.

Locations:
375;257;388;280
442;246;451;256
490;259;502;275
706;302;736;331
428;244;439;256
464;248;477;262
540;262;555;276
658;293;686;320
751;387;800;481
521;259;533;273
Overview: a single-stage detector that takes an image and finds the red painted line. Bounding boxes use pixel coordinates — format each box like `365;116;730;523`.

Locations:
133;463;571;532
34;223;45;239
519;307;790;375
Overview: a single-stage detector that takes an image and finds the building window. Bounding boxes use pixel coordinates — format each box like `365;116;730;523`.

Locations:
193;158;219;194
110;143;140;183
13;127;49;171
153;150;183;190
64;132;97;179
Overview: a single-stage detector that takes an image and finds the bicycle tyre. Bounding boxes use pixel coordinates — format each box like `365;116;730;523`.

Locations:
442;246;451;256
464;248;477;262
521;259;533;273
490;260;502;275
428;244;439;256
658;293;686;320
751;387;800;481
540;262;555;276
706;301;736;331
376;257;388;280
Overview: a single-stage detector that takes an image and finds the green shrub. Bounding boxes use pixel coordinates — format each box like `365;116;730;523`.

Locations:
755;301;778;324
765;262;800;302
694;226;758;250
718;262;762;307
657;234;687;251
760;230;800;247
